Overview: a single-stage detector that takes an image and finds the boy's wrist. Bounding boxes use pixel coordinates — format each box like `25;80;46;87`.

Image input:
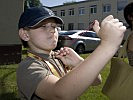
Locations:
99;42;119;54
100;40;120;50
71;57;84;68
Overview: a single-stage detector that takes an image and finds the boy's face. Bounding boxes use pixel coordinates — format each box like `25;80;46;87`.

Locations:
23;18;59;54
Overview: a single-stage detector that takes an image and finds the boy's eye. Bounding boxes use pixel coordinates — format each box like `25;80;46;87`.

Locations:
52;25;57;28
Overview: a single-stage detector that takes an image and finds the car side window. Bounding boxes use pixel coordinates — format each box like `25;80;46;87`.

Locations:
79;32;96;38
87;32;99;38
92;33;99;38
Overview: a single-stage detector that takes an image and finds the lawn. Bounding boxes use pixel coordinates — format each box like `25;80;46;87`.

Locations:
0;53;110;100
0;65;19;100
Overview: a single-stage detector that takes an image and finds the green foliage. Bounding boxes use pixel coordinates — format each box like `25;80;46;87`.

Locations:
24;0;42;10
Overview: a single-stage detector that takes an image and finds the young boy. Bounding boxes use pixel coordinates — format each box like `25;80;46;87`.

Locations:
17;6;126;100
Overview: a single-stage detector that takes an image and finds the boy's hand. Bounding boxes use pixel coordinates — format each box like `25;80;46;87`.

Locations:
93;15;126;48
54;47;84;68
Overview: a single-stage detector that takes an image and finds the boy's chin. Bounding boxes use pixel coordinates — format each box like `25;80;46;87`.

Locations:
49;45;57;50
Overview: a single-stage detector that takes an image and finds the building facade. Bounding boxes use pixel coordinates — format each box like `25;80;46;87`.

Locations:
0;0;24;64
50;0;132;31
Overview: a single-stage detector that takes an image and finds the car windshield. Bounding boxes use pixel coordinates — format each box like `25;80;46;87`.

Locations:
60;31;76;35
78;31;98;38
59;31;67;34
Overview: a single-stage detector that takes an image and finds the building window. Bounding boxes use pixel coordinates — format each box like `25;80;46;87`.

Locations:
117;0;127;11
53;11;57;16
78;23;84;30
68;23;74;30
103;4;111;13
90;5;97;14
68;8;74;16
79;7;85;15
61;10;65;16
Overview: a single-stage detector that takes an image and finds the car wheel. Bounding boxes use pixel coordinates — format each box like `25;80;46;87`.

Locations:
76;44;85;54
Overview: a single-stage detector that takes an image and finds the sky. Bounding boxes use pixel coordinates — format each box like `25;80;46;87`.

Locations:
40;0;85;7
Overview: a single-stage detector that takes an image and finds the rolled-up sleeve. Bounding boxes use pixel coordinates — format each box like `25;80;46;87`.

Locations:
17;59;52;100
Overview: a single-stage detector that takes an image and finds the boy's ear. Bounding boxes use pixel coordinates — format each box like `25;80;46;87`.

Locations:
19;28;30;41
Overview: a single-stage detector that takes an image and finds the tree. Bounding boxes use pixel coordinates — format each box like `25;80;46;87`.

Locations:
24;0;43;10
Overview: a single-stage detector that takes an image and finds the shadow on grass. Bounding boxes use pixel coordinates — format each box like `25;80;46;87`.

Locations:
0;93;20;100
0;68;19;100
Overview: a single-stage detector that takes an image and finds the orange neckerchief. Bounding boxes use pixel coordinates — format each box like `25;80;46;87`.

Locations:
27;51;66;77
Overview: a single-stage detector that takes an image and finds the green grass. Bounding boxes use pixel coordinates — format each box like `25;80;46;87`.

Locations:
0;53;110;100
79;54;110;100
0;65;19;100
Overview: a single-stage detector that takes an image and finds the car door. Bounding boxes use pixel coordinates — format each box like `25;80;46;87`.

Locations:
79;32;100;51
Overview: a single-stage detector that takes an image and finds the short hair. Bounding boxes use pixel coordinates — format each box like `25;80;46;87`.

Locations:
124;2;133;30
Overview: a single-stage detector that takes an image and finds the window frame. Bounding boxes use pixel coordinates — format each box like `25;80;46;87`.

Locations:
90;5;97;14
103;4;111;13
79;7;85;15
61;10;65;16
68;8;74;16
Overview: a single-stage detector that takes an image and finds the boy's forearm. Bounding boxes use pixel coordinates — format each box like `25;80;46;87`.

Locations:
54;43;118;99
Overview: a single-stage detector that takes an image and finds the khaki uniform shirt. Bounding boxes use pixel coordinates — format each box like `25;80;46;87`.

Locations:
127;50;133;66
16;52;65;100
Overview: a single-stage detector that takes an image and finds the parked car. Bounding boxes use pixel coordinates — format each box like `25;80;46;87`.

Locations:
58;30;68;35
56;30;101;54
